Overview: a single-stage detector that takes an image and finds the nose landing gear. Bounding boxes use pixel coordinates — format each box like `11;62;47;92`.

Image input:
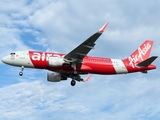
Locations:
19;66;24;76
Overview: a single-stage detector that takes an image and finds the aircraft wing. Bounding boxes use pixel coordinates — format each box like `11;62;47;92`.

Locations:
64;22;108;67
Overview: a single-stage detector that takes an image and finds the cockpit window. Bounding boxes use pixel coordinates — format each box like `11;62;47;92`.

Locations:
10;53;15;55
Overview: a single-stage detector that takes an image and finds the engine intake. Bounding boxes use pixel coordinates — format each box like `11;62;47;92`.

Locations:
47;72;67;82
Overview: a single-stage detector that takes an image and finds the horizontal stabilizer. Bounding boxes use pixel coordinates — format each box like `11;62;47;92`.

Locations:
137;56;158;67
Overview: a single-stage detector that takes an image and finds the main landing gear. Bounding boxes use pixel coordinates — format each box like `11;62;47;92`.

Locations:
71;80;76;86
19;66;24;76
70;70;78;86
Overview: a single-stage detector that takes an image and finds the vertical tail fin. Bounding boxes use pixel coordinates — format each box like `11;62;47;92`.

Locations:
124;40;154;68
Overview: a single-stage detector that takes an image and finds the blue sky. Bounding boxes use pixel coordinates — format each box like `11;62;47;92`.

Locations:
0;0;160;120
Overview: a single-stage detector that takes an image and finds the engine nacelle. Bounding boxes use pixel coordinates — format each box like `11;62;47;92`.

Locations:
48;57;65;66
47;72;67;82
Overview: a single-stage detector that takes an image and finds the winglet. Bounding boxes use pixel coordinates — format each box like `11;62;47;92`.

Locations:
99;22;109;33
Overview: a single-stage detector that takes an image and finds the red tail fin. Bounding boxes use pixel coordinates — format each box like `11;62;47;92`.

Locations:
124;40;153;68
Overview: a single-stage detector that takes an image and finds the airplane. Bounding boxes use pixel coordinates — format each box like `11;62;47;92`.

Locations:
1;22;158;86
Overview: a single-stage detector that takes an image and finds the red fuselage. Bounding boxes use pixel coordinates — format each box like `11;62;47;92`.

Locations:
28;51;156;75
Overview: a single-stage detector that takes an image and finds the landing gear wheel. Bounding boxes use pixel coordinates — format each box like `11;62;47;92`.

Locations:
19;72;23;76
19;66;24;76
71;80;76;86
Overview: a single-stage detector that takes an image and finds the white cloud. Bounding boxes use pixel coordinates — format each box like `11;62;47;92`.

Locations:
0;27;31;62
0;75;160;120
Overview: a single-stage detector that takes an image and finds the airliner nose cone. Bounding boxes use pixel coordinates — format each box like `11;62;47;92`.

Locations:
2;57;5;63
2;56;8;64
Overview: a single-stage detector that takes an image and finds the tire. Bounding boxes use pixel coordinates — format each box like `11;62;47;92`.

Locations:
71;80;76;86
19;72;23;76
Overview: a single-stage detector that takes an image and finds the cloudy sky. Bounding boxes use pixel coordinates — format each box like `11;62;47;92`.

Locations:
0;0;160;120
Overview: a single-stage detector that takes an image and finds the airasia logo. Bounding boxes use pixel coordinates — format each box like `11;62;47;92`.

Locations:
128;43;151;68
31;52;65;61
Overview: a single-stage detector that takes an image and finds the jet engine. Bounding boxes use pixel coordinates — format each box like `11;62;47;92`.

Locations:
48;57;70;66
47;72;67;82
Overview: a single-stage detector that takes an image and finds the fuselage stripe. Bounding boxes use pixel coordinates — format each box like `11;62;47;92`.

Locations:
111;59;128;74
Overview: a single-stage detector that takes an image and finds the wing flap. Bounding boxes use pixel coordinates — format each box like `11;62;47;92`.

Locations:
84;45;94;49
